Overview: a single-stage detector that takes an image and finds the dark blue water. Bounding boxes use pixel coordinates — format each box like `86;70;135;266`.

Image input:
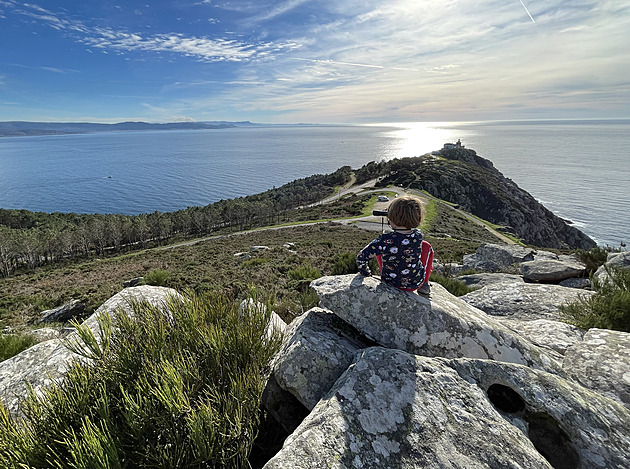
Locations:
0;120;628;246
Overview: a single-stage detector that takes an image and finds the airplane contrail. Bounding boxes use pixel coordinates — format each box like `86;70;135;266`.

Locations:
519;0;536;23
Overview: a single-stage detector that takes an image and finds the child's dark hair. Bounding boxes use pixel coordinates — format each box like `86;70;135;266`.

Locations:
387;196;422;228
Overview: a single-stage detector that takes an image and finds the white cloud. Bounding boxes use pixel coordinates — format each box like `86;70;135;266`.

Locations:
2;0;629;122
81;30;263;62
249;0;310;22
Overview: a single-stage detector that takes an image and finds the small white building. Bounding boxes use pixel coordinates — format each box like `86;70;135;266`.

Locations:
443;139;464;150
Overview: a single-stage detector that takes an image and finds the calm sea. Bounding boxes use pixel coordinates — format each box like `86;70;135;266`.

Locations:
0;120;628;247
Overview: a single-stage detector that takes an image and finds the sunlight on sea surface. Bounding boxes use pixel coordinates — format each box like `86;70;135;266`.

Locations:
367;122;465;158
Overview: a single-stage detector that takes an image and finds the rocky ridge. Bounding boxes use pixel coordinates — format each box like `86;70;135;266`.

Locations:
372;148;596;250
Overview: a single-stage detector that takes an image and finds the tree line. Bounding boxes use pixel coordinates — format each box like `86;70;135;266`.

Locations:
0;167;352;277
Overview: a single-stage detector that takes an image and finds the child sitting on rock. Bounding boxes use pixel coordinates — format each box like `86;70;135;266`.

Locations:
357;195;434;295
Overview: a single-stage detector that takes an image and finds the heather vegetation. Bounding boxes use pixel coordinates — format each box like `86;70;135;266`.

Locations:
0;201;496;331
0;332;36;362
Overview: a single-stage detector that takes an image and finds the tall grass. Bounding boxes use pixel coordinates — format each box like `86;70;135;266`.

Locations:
419;199;438;232
0;291;283;468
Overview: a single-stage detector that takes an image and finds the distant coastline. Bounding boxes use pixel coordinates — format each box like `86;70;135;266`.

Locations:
0;121;264;138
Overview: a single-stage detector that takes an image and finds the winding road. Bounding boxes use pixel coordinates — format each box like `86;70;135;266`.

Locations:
159;175;515;251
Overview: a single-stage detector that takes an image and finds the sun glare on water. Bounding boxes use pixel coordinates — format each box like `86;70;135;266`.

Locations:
366;122;465;160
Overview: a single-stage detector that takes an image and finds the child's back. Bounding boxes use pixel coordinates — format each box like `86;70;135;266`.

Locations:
357;196;433;292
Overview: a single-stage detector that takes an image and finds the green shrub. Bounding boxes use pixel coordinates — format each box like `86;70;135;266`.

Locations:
560;267;630;332
332;252;358;275
241;257;271;268
287;265;321;281
0;291;283;468
298;288;320;312
0;332;37;362
430;272;475;297
575;247;612;275
287;265;322;292
142;268;170;286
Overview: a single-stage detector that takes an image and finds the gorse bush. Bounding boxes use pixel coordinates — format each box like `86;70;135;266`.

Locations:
560;267;630;332
142;268;170;286
242;257;272;268
0;332;37;362
287;265;321;281
0;291;283;468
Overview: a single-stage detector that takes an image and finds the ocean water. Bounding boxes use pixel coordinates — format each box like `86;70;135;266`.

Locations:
0;120;628;247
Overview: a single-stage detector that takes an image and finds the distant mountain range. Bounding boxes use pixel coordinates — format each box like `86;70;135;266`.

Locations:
0;120;264;137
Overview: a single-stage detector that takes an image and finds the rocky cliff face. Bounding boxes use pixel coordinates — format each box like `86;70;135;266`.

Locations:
377;148;596;250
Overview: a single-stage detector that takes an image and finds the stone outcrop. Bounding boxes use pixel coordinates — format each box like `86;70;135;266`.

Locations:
311;275;562;374
0;285;180;419
519;256;586;283
463;243;535;272
460;282;594;322
263;273;629;468
563;328;630;409
265;347;630;469
3;266;629;467
559;277;592;289
271;307;366;411
594;251;630;281
458;272;524;288
500;319;585;355
38;299;85;324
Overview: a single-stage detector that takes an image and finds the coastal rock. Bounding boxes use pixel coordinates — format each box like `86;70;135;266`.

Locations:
463;243;535;272
433;261;464;276
458;272;524;288
460;282;594;321
29;327;63;342
0;286;180;419
271;307;366;410
264;347;630;469
500;319;585;355
519;257;586;283
311;275;562;374
38;299;85;324
122;277;143;288
594;251;630;281
559;277;592;289
563;328;630;409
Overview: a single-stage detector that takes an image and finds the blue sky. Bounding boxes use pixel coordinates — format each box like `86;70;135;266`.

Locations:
1;0;628;123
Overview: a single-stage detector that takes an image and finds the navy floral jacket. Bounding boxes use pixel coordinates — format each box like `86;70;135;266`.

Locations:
356;228;425;290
